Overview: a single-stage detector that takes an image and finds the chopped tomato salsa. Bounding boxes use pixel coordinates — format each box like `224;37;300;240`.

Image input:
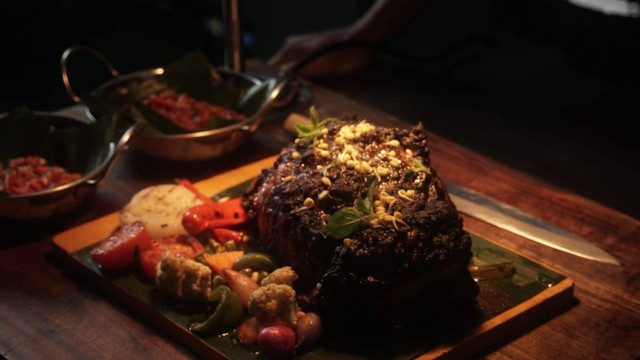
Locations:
143;91;246;132
1;156;82;195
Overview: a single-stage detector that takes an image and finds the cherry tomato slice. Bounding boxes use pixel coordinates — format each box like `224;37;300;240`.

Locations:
138;235;205;279
90;221;151;271
139;249;166;280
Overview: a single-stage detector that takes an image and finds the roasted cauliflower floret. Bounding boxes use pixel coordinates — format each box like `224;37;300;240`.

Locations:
260;266;298;286
156;255;212;302
248;283;298;326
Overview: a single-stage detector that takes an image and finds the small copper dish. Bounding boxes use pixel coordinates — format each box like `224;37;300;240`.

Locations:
0;110;135;220
61;46;293;161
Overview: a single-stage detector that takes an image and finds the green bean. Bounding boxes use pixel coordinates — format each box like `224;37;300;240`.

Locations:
232;252;277;273
190;285;243;337
212;275;226;288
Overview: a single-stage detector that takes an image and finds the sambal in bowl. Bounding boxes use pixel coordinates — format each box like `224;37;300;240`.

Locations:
62;47;291;161
0;108;135;220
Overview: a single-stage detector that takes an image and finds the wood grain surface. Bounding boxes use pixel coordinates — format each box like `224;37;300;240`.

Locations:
1;75;639;360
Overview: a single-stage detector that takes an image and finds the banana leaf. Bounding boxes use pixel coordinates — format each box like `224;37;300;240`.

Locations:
160;51;242;109
90;50;258;135
0;107;117;177
130;102;183;135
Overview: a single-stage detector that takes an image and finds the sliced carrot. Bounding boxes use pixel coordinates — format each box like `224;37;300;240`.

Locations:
203;251;245;277
177;178;214;205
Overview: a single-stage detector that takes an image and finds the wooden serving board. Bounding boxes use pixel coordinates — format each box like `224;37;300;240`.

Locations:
52;156;574;360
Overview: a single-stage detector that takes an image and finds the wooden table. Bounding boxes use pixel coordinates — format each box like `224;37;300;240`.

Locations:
1;77;638;360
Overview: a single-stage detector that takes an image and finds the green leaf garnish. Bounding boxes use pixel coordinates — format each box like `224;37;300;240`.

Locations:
365;175;377;204
319;160;337;177
323;177;378;239
357;175;377;215
296;106;342;144
405;157;432;178
310;106;321;127
411;157;430;173
323;208;368;239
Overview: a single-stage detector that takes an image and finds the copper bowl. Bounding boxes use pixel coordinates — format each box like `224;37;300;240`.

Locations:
61;46;293;161
0;110;136;220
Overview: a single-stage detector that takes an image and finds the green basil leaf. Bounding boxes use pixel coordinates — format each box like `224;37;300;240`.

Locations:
295;123;313;134
356;175;377;215
309;106;320;127
295;107;342;145
366;175;377;203
317;117;342;128
357;196;371;215
323;207;365;239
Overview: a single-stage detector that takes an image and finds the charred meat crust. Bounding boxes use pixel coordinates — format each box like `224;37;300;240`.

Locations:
243;119;478;326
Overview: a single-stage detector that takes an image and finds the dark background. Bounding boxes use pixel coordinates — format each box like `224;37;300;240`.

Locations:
1;0;639;219
0;0;373;111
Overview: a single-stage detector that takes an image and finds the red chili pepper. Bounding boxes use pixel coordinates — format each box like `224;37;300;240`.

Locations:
211;228;244;244
177;178;214;205
182;198;248;235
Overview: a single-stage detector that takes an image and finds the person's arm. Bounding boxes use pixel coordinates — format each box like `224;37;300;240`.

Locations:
348;0;423;42
268;0;423;78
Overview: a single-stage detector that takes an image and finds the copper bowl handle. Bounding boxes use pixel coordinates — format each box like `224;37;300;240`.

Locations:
243;74;294;134
86;123;140;186
269;77;300;109
61;46;120;103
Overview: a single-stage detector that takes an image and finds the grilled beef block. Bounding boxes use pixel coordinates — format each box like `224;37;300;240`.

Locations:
243;118;478;326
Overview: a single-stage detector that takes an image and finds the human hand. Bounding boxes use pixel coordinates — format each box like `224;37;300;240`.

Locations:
268;28;373;79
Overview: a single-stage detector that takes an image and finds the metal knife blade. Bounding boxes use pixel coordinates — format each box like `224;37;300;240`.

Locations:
442;179;620;265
